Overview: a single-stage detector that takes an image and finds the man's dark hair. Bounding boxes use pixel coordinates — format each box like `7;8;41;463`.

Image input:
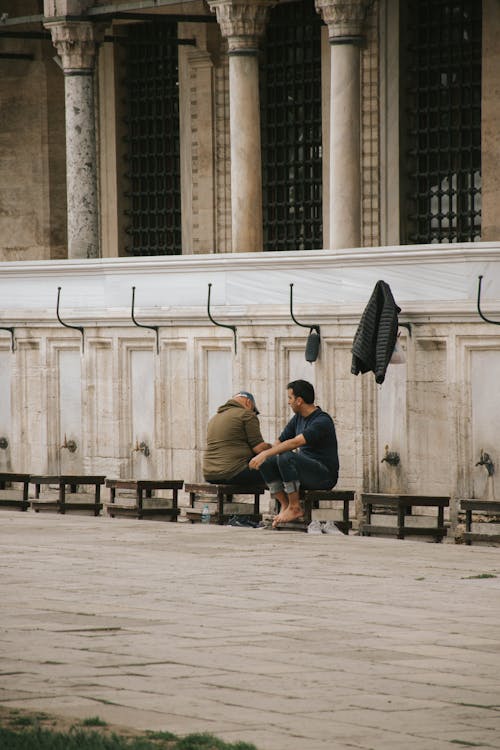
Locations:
287;379;315;404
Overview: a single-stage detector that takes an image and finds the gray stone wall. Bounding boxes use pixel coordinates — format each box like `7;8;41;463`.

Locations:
0;30;66;260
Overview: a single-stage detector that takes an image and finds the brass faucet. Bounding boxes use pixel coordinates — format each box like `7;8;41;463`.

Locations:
60;434;77;453
476;449;494;476
381;444;400;467
132;439;150;458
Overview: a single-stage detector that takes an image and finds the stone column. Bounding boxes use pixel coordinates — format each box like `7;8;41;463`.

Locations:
45;22;103;258
209;1;275;253
315;0;373;250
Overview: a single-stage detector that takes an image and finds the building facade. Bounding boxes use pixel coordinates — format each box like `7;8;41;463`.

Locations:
0;0;499;523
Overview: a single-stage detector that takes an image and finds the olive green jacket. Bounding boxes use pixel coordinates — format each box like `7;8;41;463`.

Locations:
203;399;265;480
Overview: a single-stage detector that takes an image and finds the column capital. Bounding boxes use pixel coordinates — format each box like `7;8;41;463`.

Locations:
314;0;373;43
44;21;105;72
208;0;276;54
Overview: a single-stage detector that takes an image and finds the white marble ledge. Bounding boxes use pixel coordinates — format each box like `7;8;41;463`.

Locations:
0;244;498;316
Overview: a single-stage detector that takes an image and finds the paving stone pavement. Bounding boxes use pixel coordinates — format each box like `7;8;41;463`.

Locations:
1;511;500;750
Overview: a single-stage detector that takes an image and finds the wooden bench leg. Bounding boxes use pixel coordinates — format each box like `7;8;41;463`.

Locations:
94;484;101;516
397;504;405;539
342;500;349;535
302;495;312;525
363;503;372;535
171;488;178;521
465;508;472;545
22;481;29;511
59;483;66;515
253;492;260;517
217;488;224;525
437;504;444;542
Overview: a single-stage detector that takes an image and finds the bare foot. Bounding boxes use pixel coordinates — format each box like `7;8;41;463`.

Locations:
272;512;284;528
278;506;304;524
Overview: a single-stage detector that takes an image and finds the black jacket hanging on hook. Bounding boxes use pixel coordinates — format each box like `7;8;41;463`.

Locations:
351;280;401;385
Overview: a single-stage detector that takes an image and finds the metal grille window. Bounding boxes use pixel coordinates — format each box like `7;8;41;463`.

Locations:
123;23;181;256
260;0;323;251
402;0;482;244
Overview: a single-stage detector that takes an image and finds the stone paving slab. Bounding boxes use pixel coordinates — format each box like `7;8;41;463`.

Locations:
1;512;500;750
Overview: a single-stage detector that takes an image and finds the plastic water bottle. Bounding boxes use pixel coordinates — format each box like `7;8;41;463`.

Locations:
201;504;211;525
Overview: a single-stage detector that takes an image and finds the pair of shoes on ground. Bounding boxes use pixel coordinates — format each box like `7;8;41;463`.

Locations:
227;515;260;528
307;519;344;536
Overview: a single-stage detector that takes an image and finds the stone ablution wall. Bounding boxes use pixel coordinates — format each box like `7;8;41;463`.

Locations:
0;247;499;518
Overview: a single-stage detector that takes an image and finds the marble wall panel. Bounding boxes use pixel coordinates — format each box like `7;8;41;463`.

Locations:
131;347;155;479
192;342;232;480
323;339;363;490
407;338;450;496
85;339;117;476
14;340;45;474
56;347;82;474
159;340;193;482
0;348;12;471
238;337;271;442
377;351;408;493
470;346;500;501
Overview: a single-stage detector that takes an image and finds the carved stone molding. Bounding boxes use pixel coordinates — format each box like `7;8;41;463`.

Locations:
315;0;374;41
44;21;105;71
208;0;276;52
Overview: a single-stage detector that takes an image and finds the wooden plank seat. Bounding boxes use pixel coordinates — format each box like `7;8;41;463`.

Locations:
274;488;356;533
106;479;184;520
461;500;500;546
30;475;106;515
0;472;30;511
184;482;266;525
360;493;450;541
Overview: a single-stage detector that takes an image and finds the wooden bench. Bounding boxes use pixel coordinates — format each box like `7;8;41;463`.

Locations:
106;479;184;520
274;488;356;533
184;482;266;525
360;493;449;541
461;500;500;545
0;472;30;511
30;474;106;515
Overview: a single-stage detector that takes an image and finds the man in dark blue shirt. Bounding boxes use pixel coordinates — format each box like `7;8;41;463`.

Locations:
249;380;339;526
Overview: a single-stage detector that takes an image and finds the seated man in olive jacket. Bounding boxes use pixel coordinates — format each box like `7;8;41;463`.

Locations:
203;391;271;486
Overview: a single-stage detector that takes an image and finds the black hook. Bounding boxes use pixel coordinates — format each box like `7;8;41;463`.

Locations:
56;287;84;353
207;283;237;354
290;283;320;362
131;287;159;354
477;275;500;326
0;326;14;352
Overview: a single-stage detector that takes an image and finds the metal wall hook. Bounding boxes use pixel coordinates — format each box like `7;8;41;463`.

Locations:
57;287;84;353
477;275;500;325
290;283;320;362
0;326;14;352
207;283;237;354
131;286;159;354
399;322;412;337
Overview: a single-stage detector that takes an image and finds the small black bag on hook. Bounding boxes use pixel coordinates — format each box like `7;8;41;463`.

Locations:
305;328;320;362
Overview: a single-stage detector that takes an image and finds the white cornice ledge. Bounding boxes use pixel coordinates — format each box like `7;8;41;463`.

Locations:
0;243;500;276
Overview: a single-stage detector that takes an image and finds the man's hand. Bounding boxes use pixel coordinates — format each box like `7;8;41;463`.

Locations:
249;450;270;470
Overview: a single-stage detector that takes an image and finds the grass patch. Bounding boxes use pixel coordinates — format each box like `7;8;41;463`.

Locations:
461;573;497;579
79;717;109;728
0;708;259;750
